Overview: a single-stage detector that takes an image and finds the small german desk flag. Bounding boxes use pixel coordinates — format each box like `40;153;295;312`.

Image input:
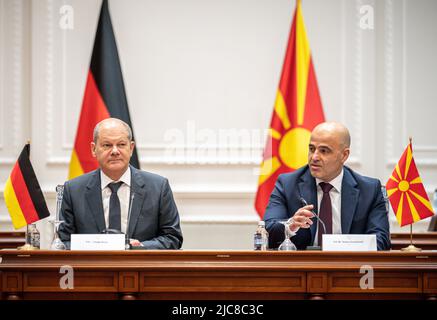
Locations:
386;142;434;226
4;144;50;229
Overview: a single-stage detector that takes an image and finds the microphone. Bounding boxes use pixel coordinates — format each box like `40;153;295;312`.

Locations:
125;192;135;250
299;197;326;250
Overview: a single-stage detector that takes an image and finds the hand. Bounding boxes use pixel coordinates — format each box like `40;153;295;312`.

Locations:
129;239;143;247
289;205;315;232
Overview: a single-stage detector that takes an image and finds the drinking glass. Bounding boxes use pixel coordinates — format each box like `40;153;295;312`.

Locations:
278;219;297;251
50;184;66;250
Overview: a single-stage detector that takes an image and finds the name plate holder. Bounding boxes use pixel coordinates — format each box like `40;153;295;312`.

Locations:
71;234;126;251
322;234;377;251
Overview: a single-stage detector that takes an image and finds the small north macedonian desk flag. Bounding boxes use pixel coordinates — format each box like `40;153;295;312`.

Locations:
386;142;434;227
4;144;50;229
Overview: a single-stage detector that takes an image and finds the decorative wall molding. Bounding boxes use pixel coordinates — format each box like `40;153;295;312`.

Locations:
11;0;24;150
45;0;55;166
384;0;395;165
387;158;437;168
46;155;264;166
0;158;19;166
181;215;258;224
0;0;4;149
0;187;257;200
384;0;437;169
351;0;364;166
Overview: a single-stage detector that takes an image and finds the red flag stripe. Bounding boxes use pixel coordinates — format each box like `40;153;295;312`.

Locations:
9;162;39;224
73;71;110;173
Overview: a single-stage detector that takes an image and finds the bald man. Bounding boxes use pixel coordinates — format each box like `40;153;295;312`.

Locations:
264;122;390;250
59;118;183;249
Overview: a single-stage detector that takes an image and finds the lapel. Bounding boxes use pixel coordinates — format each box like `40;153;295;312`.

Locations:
85;170;106;232
341;167;360;234
127;166;146;237
297;167;318;243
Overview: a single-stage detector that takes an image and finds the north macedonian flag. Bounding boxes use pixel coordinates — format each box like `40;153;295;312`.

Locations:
255;1;325;218
4;144;50;229
68;0;139;179
386;142;434;227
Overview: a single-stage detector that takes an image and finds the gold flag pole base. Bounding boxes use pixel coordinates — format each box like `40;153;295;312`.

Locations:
401;224;422;252
401;244;422;252
17;243;39;251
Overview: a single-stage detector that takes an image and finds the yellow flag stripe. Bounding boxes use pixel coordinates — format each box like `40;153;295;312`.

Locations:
396;193;404;226
409;176;422;185
395;164;403;181
4;177;27;229
409;189;434;213
405;192;421;222
68;149;84;180
387;188;398;197
295;1;310;126
269;128;282;140
405;144;412;180
274;91;291;130
389;175;399;183
258;157;281;185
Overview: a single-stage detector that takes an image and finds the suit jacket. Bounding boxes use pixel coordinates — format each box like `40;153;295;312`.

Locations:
264;165;390;250
59;166;183;249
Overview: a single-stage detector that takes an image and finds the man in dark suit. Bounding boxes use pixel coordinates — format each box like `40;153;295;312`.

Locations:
59;118;183;249
264;122;390;250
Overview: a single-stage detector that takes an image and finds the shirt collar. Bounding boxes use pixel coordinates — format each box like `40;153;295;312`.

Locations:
100;166;131;190
315;168;344;193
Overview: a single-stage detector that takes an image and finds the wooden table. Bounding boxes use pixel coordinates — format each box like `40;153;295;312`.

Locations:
0;232;25;250
390;232;437;250
1;250;436;300
1;231;437;250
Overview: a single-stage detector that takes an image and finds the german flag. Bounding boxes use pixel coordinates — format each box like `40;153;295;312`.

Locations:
386;142;434;226
255;0;325;218
68;0;140;179
4;144;50;229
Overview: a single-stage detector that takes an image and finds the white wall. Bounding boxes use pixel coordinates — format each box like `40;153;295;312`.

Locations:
0;0;436;249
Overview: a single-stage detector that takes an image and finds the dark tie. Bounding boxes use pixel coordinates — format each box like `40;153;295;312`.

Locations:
108;182;123;231
318;182;333;246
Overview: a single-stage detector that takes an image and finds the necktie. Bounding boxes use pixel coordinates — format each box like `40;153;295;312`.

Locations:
108;182;123;231
318;182;333;246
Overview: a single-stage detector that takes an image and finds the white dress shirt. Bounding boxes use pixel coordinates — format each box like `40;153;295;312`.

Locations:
313;169;344;246
100;167;131;234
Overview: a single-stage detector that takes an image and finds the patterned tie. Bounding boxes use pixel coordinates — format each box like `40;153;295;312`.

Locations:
108;182;123;231
318;182;333;246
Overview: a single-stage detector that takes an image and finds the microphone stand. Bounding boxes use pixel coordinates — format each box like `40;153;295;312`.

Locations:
125;193;135;250
300;197;326;250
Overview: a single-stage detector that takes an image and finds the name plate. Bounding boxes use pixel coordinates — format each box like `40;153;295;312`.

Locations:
71;234;126;251
322;234;377;251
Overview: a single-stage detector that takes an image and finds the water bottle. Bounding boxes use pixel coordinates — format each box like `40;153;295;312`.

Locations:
29;223;40;249
254;221;269;251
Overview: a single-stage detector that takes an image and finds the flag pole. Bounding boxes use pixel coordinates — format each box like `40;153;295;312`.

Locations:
17;141;38;251
400;137;422;252
401;224;421;252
